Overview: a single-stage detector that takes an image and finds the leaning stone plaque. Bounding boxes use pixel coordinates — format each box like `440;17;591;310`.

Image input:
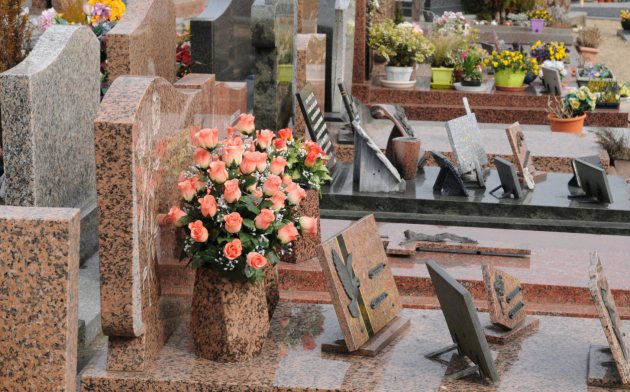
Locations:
425;260;499;382
587;252;630;389
542;66;562;96
353;121;405;193
506;122;547;188
318;214;409;355
482;264;540;344
445;113;489;184
432;151;469;197
296;83;337;171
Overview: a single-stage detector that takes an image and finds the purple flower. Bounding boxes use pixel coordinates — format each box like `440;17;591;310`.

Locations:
38;8;57;32
90;3;111;27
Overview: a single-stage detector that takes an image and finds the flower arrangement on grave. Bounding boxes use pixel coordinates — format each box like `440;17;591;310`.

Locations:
167;115;325;362
176;27;192;79
454;45;487;87
433;11;471;36
529;40;569;64
621;10;630;30
588;80;621;108
527;7;552;33
368;18;434;82
539;60;568;81
547;86;596;133
484;50;539;89
578;64;614;80
38;0;126;96
429;33;466;87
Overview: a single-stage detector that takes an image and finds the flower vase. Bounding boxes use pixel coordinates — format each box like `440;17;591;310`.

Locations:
190;269;269;362
578;47;600;64
530;19;545;33
385;66;414;81
281;189;321;264
391;137;422;180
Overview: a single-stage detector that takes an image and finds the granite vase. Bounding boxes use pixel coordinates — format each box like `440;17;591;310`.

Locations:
281;189;321;264
190;269;269;362
391;137;422;180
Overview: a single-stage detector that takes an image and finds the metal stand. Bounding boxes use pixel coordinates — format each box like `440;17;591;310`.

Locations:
425;344;484;381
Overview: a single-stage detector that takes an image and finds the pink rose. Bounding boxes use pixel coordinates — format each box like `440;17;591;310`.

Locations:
222;144;244;166
190;175;206;192
252;188;263;198
255;208;275;230
208;161;229;184
224;212;243;234
286;183;307;205
277;222;299;244
256;129;275;149
269;192;286;210
236;113;256;135
282;175;293;186
178;179;197;201
194;148;212;168
256;152;268;172
195;128;218;149
246;252;268;269
304;150;318;168
240;151;258;175
198;195;217;218
167;206;187;227
223;179;242;203
299;216;318;236
278;128;293;141
263;174;283;196
223;239;242;260
273;138;287;151
188;220;209;243
270;156;287;175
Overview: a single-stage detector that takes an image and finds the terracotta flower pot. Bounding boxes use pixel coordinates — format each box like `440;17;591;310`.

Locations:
578;46;599;64
190;269;269;362
281;189;321;264
391;137;422;180
548;113;586;134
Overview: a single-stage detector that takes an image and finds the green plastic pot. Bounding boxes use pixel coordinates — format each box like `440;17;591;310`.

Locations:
277;64;293;83
431;67;454;85
494;70;526;88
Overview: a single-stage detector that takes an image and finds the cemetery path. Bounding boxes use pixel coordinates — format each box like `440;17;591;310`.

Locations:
588;18;630;82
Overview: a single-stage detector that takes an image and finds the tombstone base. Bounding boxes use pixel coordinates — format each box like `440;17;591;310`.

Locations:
587;344;630;389
321;316;410;357
484;317;540;344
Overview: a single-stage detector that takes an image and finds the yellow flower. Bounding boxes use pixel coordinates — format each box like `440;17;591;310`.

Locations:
492;61;499;68
570;98;580;109
577;90;586;100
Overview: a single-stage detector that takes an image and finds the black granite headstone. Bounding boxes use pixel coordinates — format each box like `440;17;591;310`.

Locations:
296;83;337;171
491;157;523;199
432;151;469;197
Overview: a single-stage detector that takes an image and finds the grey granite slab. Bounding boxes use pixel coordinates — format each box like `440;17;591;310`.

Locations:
191;0;255;80
0;25;99;262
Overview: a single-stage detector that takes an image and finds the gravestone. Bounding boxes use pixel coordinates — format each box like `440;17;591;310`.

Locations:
0;25;99;263
318;0;355;116
251;0;296;130
353;121;405;193
491;157;523;199
317;214;407;353
107;0;176;83
95;76;202;371
190;0;255;80
297;0;319;33
431;151;469;197
0;206;80;391
445;113;489;183
587;252;630;388
506;122;546;187
426;260;499;382
296;83;337;171
294;34;326;139
542;66;562;96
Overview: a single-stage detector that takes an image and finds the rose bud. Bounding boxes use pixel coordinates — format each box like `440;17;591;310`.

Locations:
263;174;283;196
195;128;218;149
304;150;318;168
240;151;258;175
223;212;243;234
198;195;217;218
223;238;242;260
190;175;207;192
246;252;268;269
188;220;209;243
223;179;242;204
273;138;287;151
299;216;318;236
256;129;275;149
178;179;197;201
194;148;212;169
256;152;268;172
270;156;287;176
286;183;307;205
235;113;256;135
277;222;299;244
167;206;187;227
269;191;286;210
208;161;229;184
255;208;275;230
222;144;244;166
277;128;293;141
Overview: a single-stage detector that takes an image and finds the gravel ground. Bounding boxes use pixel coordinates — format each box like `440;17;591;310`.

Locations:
587;18;630;82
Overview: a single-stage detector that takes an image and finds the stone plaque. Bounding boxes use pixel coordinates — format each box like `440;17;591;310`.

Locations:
588;252;630;386
445;113;489;178
317;214;402;352
505;122;547;188
542;66;562;96
431;151;469;197
482;264;527;329
190;0;255;80
0;25;99;263
296;83;337;171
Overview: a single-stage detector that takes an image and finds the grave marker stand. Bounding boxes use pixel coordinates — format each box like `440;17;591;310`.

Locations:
506;122;547;188
432;151;469;197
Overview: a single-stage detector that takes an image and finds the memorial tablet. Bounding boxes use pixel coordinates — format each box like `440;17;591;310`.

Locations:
425;260;499;382
587;252;630;388
505;122;547;187
318;215;408;354
432;151;469;197
296;83;337;171
490;157;523;199
570;158;614;204
445;113;489;184
542;66;562;96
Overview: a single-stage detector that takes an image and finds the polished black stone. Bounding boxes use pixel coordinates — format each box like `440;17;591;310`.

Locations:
321;164;630;235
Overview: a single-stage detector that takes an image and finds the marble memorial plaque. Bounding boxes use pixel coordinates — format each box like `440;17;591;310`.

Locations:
445;113;489;179
318;214;402;352
588;252;630;385
482;264;527;329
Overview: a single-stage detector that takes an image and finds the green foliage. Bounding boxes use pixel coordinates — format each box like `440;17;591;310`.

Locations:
548;86;596;119
368;19;435;67
462;0;536;22
430;33;465;68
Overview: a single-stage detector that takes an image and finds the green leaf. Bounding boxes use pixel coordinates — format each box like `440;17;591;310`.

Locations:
267;250;280;265
242;218;255;230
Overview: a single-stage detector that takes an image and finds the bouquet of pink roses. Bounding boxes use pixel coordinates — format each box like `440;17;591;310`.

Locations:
166;115;320;283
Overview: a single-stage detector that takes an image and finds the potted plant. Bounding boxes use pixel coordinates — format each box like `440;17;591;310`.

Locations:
621;10;630;30
539;60;568;84
527;8;552;33
577;64;615;87
547;86;596;133
433;11;471;36
430;33;464;87
576;27;602;64
528;41;569;84
167;115;318;362
588;80;621;109
368;19;434;82
455;45;486;87
485;50;539;90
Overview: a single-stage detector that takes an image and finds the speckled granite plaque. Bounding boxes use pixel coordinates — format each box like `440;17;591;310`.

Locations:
506;122;547;185
95;76;204;371
107;0;176;83
251;0;296;130
0;206;80;391
0;25;99;263
482;264;527;330
445;113;489;177
294;34;326;139
317;214;402;352
588;252;630;387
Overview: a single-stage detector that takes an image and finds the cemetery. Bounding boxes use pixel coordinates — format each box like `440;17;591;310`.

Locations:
2;0;630;390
